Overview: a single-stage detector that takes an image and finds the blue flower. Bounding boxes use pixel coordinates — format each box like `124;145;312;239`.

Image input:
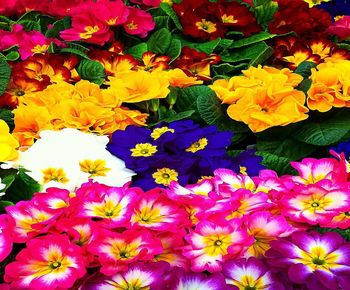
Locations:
319;1;350;18
232;150;265;176
331;139;350;159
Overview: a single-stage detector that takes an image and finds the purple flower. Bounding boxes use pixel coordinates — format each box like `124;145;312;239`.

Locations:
266;231;350;290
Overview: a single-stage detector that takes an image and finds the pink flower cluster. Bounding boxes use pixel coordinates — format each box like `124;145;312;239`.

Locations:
1;155;350;289
60;0;155;45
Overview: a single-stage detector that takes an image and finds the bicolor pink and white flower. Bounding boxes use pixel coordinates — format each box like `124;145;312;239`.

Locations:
4;234;86;289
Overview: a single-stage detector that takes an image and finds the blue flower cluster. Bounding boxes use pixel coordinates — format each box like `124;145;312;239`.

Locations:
332;138;350;159
107;120;264;190
319;0;350;19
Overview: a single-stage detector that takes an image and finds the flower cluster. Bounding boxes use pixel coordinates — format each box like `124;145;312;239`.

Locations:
173;0;260;40
12;80;148;146
107;120;263;189
210;65;309;132
1;154;350;289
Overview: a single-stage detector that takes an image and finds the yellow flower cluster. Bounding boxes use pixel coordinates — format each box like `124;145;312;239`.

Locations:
304;0;331;8
210;66;309;132
308;60;350;112
0;120;19;161
13;80;148;146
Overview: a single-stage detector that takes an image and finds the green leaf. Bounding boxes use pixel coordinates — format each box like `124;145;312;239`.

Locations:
0;201;14;213
153;109;195;125
295;61;317;78
293;110;350;146
5;50;20;61
173;35;221;54
212;63;247;76
337;43;350;51
253;0;278;28
0;108;14;131
45;17;71;38
38;15;56;34
196;88;249;133
17;20;41;31
257;138;317;160
5;168;41;203
256;151;295;175
154;16;170;30
77;59;106;85
315;227;350;241
1;175;16;191
0;59;11;96
125;43;148;60
160;3;183;31
297;79;312;94
166;39;182;61
17;10;40;22
230;32;276;48
59;48;90;59
147;28;172;54
67;42;89;53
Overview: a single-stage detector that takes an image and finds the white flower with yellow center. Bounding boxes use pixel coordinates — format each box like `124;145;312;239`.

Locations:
15;128;134;190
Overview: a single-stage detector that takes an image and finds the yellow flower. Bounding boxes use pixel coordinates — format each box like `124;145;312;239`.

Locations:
304;0;331;8
0;120;19;161
106;70;170;103
42;167;69;184
130;143;157;157
166;68;203;88
213;66;308;132
151;126;174;140
186;138;208;153
152;168;178;186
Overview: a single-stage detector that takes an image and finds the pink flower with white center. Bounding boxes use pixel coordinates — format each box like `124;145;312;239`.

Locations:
168;179;215;200
88;230;163;275
0;215;14;262
4;234;86;289
213;169;257;197
252;169;288;193
244;211;295;258
154;231;189;269
5;201;59;242
223;257;284;290
329;210;350;229
78;186;136;228
183;220;253;273
33;187;72;212
81;262;168;290
281;182;350;225
123;7;155;38
130;191;188;232
266;231;350;290
290;157;348;185
170;272;228;290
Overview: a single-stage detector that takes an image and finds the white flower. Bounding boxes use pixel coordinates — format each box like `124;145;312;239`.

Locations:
16;128;135;190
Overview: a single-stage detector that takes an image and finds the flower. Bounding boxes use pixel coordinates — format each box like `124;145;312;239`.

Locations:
212;65;309;132
0;120;19;162
183;220;253;272
4;234;86;289
319;0;350;19
0;215;14;262
105;70;170;103
15;128;134;190
266;231;350;289
123;7;155;38
304;0;331;7
327;16;350;40
223;257;284;289
169;272;228;290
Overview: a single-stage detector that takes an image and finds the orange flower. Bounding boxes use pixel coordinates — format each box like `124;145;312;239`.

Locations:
138;52;170;71
166;68;203;88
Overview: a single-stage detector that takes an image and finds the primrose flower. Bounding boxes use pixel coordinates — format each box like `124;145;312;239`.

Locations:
183;220;253;272
88;230;162;275
0;215;14;262
223;257;284;289
4;234;86;289
304;0;331;7
15;129;134;190
170;272;228;290
266;231;350;289
123;7;155;38
0;120;19;162
327;16;350;40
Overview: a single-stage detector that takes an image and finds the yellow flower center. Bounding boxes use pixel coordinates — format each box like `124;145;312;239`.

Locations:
186;138;208;153
107;17;119;26
203;234;232;256
335;15;345;21
127;21;138;30
195;19;217;33
152;167;178;186
239;166;248;175
110;240;140;261
296;245;340;271
133;206;162;224
31;44;49;54
42;168;69;184
79;25;100;39
227;274;265;290
79;159;111;177
221;14;238;24
49;261;61;269
130;143;158;157
304;0;331;8
151;127;175;140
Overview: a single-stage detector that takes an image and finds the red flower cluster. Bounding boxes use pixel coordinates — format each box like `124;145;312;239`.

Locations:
173;46;221;80
173;0;260;40
272;36;350;69
269;0;332;38
0;54;79;108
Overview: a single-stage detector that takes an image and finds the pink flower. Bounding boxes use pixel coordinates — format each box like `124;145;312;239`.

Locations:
123;7;155;38
327;16;350;41
0;24;24;51
130;0;162;7
18;30;52;60
183;220;253;273
4;234;86;289
95;0;129;26
0;215;14;262
88;229;162;275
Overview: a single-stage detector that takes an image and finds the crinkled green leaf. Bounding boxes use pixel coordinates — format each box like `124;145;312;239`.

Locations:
295;61;317;78
160;3;183;31
77;59;106;85
147;28;172;54
60;48;90;59
0;59;11;96
230;32;276;48
256;151;295;175
125;43;148;60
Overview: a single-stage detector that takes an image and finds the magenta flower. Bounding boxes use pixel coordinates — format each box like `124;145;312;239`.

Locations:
0;215;14;262
223;257;284;290
123;7;155;38
266;231;350;290
4;234;86;289
327;16;350;41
